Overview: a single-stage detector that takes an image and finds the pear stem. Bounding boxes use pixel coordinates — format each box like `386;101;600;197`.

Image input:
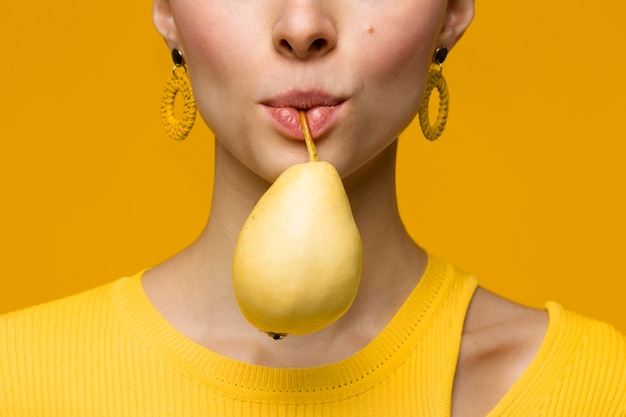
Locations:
299;111;318;162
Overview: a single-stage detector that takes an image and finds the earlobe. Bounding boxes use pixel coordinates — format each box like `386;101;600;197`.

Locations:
438;0;475;51
153;0;180;49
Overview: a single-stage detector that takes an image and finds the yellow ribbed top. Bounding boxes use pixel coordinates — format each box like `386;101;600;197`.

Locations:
1;255;625;416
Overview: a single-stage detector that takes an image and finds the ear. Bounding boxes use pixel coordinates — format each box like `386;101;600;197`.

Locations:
153;0;181;50
437;0;475;51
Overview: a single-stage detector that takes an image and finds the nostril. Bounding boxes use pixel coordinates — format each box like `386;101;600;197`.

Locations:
280;39;293;52
311;38;327;51
279;38;329;55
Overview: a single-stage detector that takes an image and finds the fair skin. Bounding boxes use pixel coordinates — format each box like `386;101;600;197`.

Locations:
145;1;548;416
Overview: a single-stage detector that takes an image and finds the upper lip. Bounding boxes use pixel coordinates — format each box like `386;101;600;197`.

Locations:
260;90;346;109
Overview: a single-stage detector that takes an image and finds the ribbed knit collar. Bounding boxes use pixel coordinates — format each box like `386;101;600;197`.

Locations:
110;253;457;402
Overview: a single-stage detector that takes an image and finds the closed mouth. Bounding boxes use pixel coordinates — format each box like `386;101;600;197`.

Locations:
261;90;346;110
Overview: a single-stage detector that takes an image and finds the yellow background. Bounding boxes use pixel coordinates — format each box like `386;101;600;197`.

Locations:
1;1;625;332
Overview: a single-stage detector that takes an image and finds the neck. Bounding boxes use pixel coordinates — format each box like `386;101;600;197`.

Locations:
145;139;426;353
340;141;427;323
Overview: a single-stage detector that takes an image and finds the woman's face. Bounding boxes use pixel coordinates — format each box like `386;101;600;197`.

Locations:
155;0;472;181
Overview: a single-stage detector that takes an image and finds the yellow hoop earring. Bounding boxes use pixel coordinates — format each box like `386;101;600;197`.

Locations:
418;47;449;142
161;49;197;141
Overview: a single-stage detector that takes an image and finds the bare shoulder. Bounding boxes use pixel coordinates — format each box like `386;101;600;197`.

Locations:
451;287;549;417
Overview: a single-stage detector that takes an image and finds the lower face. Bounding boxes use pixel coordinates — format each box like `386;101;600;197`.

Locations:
170;0;447;181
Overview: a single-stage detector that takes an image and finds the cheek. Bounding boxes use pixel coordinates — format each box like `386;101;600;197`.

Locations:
170;4;282;177
172;4;261;113
352;8;444;140
361;8;443;96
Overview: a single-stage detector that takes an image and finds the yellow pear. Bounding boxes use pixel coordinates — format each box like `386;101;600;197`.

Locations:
232;112;362;339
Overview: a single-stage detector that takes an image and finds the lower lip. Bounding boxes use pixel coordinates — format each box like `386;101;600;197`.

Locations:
263;103;344;140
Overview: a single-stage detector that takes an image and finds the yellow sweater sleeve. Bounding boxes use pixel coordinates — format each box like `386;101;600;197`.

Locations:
489;302;626;416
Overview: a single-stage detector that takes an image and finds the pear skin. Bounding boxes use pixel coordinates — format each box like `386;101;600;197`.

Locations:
232;112;362;337
232;160;362;336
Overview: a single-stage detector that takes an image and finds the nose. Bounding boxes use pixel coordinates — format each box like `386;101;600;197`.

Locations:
272;0;338;60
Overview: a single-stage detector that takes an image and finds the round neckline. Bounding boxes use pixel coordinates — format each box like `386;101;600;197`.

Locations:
109;254;455;402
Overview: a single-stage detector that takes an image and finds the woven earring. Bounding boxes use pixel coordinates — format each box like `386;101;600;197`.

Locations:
418;47;449;141
161;49;197;141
